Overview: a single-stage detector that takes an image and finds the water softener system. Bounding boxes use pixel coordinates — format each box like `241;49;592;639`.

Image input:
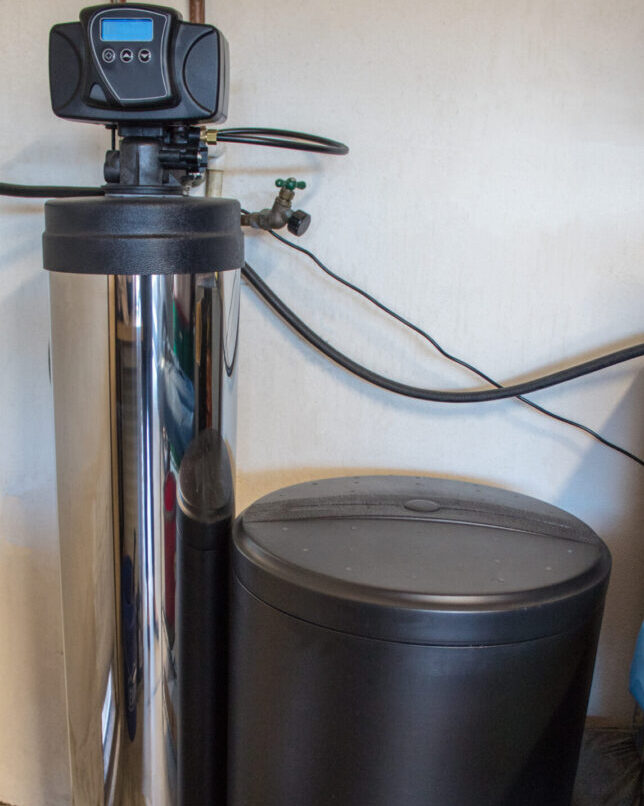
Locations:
4;2;644;804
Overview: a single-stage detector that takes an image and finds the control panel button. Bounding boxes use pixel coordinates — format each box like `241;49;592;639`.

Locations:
138;49;152;63
120;48;134;63
102;48;116;63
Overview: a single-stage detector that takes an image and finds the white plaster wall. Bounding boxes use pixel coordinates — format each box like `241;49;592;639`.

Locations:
0;2;103;803
0;0;642;802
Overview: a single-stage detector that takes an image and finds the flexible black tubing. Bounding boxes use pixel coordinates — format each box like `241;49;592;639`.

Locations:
242;262;644;403
217;128;349;155
0;127;347;200
0;124;348;199
0;182;104;198
263;228;643;464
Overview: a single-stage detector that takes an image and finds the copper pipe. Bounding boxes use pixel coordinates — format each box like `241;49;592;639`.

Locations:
189;0;205;23
107;1;203;18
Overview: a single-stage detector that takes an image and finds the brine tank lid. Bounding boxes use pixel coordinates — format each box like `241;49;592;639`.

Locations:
233;476;611;645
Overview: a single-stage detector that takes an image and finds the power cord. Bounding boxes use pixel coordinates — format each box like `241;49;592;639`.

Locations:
242;245;643;466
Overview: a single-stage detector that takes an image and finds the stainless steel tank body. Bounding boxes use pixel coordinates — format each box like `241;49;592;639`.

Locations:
45;192;243;804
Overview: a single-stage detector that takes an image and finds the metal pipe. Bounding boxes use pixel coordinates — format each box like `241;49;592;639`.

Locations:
189;0;205;24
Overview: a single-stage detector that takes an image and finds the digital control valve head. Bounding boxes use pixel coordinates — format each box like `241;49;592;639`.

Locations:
49;3;229;126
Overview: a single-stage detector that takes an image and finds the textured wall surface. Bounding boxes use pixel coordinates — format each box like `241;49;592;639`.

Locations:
0;0;642;802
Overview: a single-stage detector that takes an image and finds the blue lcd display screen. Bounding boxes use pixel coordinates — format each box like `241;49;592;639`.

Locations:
101;18;154;42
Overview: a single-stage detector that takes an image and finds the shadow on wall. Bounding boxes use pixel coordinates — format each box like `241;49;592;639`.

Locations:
556;369;644;725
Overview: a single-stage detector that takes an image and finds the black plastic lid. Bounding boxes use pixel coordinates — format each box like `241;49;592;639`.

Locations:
43;195;243;275
233;476;611;646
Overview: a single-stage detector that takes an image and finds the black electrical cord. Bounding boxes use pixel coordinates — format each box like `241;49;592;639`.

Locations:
241;260;643;402
265;229;644;459
0;182;104;198
241;258;644;466
217;127;349;156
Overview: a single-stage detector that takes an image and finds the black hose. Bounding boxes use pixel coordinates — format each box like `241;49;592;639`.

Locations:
242;262;644;404
0;182;104;198
263;229;644;464
0;127;347;200
0;125;348;198
217;128;349;156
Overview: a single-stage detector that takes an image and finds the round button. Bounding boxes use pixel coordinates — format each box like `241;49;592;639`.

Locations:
120;48;134;63
138;49;152;63
403;499;441;513
102;48;116;63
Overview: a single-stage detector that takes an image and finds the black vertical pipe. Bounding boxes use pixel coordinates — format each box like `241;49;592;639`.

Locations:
176;429;234;805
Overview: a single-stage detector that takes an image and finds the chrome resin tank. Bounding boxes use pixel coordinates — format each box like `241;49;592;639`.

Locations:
46;193;243;804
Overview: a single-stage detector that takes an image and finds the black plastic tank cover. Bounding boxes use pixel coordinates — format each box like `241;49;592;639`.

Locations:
233;475;610;645
229;475;611;806
43;195;243;275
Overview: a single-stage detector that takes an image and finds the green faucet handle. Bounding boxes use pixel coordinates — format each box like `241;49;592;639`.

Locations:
276;177;306;191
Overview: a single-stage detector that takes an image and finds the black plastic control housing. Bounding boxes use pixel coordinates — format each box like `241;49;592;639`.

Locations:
49;3;229;125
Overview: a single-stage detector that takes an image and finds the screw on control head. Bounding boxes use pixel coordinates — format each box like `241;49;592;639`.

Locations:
276;177;307;191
